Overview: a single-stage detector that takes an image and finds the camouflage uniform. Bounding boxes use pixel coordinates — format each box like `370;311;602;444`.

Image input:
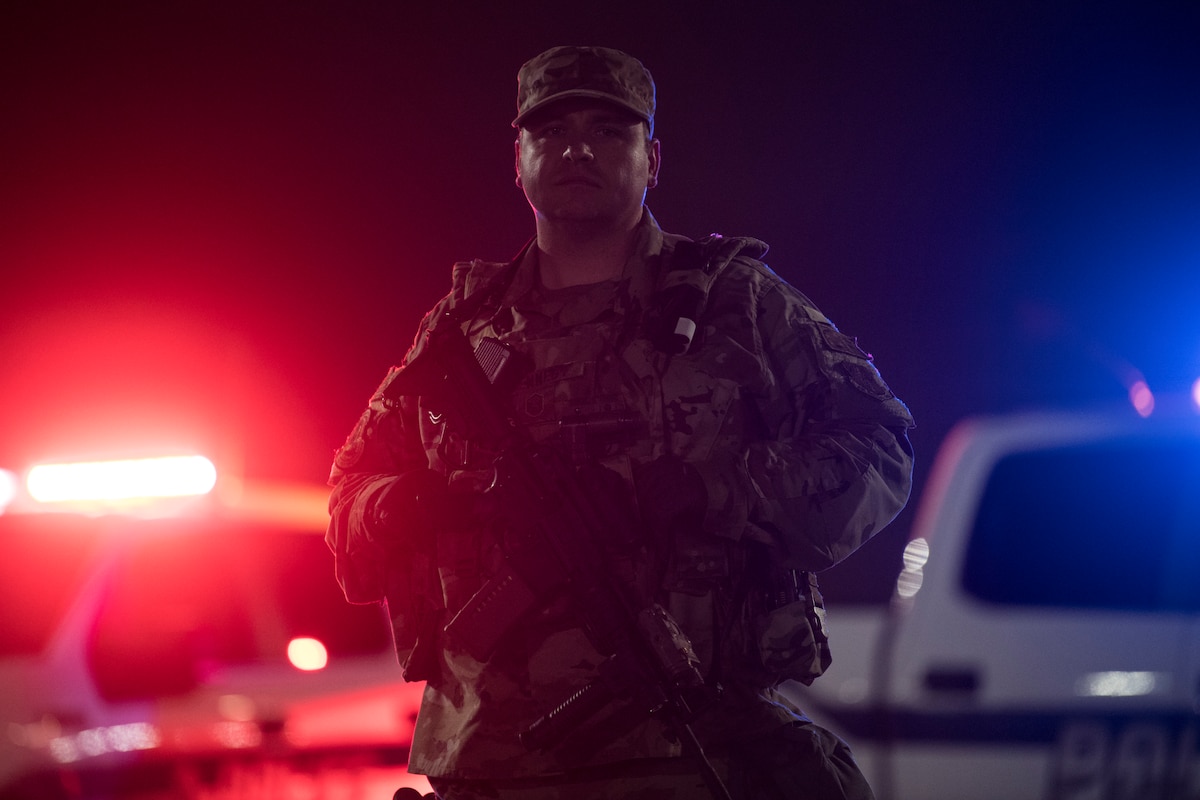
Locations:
327;210;914;797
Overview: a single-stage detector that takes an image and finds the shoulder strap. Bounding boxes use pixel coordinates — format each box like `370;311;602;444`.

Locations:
647;234;762;354
449;236;536;332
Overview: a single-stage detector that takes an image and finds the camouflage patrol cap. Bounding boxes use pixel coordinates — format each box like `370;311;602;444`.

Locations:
512;46;656;135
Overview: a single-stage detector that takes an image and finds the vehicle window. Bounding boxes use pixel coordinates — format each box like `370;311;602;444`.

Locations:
0;514;107;656
962;438;1200;611
88;520;390;701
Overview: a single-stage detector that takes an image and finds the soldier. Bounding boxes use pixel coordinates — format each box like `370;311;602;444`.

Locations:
327;46;915;800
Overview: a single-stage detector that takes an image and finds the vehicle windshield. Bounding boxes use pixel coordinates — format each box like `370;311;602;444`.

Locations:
963;437;1200;612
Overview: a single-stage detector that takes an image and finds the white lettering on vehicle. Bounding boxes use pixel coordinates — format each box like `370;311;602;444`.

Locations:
1048;719;1200;800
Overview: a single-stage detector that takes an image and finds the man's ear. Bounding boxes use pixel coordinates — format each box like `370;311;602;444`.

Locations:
514;137;523;188
646;138;662;189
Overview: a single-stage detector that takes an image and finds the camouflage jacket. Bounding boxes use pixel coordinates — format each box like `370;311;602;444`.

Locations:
326;210;914;779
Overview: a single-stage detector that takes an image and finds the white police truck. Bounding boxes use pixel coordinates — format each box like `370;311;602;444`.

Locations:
785;408;1200;800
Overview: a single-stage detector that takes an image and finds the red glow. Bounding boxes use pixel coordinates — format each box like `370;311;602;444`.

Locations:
0;470;16;512
216;480;331;530
0;300;326;487
287;637;328;671
280;682;434;795
283;680;425;749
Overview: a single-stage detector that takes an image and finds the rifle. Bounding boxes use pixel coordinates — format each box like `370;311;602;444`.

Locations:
384;306;735;800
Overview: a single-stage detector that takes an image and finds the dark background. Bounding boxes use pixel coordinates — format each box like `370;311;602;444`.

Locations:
3;1;1198;584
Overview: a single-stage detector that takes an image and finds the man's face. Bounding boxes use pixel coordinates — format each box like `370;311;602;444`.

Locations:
515;98;660;231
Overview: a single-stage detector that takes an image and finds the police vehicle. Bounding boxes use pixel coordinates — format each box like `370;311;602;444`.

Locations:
0;454;430;799
785;407;1200;800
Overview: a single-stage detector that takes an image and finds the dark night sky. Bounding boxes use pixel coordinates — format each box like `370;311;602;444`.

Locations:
2;1;1198;577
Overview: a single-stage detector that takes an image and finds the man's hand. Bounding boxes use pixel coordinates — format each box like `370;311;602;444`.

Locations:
368;468;452;547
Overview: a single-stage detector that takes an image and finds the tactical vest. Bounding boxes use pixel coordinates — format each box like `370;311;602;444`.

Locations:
413;233;831;688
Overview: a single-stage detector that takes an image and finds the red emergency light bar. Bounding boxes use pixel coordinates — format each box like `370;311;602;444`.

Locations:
26;455;217;503
4;454;329;529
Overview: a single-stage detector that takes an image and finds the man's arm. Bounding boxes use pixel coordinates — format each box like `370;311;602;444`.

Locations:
701;275;915;571
326;372;432;603
326;295;451;605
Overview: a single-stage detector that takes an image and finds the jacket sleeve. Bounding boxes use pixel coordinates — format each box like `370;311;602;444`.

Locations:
326;259;512;607
701;272;915;571
325;307;443;605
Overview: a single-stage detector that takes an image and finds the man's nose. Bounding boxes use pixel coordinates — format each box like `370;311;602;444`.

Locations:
563;141;594;162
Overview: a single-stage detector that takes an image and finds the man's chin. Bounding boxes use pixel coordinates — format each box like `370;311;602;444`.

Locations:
533;200;643;231
541;207;615;226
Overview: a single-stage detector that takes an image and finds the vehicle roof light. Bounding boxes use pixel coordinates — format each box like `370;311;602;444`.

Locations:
26;455;217;504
